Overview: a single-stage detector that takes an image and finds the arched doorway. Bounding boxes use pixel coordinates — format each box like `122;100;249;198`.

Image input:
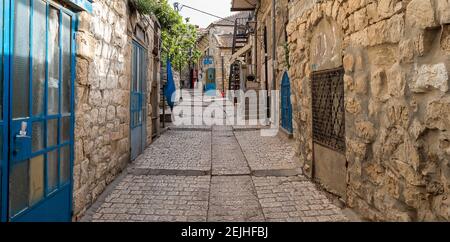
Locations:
310;18;347;198
281;72;293;134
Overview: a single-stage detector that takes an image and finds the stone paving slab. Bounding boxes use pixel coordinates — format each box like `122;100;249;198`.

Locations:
212;125;233;131
234;130;300;173
84;174;349;222
208;176;265;222
82;113;351;222
212;127;250;175
131;130;211;173
88;175;210;222
233;125;270;131
169;125;212;131
253;176;348;222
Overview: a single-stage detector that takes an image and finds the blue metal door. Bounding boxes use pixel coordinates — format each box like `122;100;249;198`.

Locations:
131;41;147;161
205;68;216;92
1;0;75;222
0;0;6;222
281;72;293;134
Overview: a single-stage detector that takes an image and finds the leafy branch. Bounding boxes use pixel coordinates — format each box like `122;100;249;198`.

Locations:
133;0;201;69
283;42;290;70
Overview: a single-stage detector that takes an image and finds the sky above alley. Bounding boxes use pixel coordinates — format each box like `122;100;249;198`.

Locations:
167;0;233;28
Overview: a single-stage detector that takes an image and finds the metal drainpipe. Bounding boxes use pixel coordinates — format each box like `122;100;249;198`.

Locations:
254;2;260;85
221;55;225;93
271;0;277;123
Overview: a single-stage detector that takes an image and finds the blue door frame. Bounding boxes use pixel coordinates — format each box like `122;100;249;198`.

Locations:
0;0;7;222
130;41;147;161
0;0;77;222
281;72;293;134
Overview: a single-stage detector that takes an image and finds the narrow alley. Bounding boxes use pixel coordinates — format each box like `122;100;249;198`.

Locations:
81;90;349;222
2;0;449;224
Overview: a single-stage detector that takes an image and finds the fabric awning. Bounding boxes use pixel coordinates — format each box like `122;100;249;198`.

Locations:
231;0;257;11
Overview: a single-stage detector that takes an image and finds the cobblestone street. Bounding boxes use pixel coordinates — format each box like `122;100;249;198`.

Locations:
81;91;350;222
2;0;448;224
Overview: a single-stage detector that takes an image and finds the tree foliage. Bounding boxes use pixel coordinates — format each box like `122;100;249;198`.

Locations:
134;0;201;69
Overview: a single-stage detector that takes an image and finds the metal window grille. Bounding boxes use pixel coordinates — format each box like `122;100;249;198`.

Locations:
311;67;346;153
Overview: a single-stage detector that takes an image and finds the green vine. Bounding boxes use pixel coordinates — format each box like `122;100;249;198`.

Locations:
133;0;154;14
284;42;291;70
132;0;201;69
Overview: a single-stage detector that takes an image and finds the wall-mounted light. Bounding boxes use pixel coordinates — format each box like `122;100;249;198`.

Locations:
247;20;257;34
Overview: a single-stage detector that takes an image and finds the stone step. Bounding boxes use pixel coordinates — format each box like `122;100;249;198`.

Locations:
127;167;211;177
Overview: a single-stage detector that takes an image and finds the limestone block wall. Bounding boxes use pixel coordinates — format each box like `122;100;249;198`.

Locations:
142;17;161;145
198;25;234;92
287;0;450;221
73;0;160;220
213;48;232;92
255;0;272;89
255;0;290;88
223;49;233;91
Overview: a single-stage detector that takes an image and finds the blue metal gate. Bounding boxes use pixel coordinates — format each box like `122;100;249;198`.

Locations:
1;0;76;222
281;72;293;134
130;41;147;161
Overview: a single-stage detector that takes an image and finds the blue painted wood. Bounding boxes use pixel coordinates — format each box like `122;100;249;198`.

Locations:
205;83;216;92
0;0;7;222
44;0;49;199
57;8;63;191
207;68;215;82
281;72;293;134
7;0;17;222
4;0;75;222
60;0;92;13
130;41;146;161
205;68;216;92
69;11;77;219
11;184;71;222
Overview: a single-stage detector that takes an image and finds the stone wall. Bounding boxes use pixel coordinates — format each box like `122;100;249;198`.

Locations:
223;48;233;92
255;0;290;89
197;24;234;92
142;16;161;145
287;0;450;221
211;26;233;93
73;0;160;220
213;47;232;92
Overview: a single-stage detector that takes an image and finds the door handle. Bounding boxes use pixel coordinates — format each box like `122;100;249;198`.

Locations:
15;134;31;139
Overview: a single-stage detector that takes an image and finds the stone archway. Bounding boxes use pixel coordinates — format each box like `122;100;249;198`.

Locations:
310;18;343;72
309;18;347;198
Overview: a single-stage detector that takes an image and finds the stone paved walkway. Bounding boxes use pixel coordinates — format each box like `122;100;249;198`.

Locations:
90;175;210;222
130;130;211;175
253;176;347;222
208;176;264;222
211;126;250;175
235;130;299;174
82;90;349;222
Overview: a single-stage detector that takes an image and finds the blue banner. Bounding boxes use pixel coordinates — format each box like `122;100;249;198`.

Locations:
203;56;213;65
164;58;176;109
